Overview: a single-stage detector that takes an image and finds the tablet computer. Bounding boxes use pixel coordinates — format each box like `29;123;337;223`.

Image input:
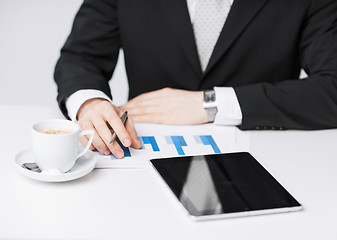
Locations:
150;152;302;221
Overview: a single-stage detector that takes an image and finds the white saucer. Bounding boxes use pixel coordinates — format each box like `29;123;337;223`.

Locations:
15;149;97;182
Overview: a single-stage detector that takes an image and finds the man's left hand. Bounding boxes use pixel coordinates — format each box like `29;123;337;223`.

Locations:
121;88;208;125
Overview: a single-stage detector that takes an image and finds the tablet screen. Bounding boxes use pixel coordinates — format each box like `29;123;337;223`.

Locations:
151;152;301;219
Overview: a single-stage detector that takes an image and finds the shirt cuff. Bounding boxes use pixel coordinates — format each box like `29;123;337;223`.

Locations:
65;89;112;121
213;87;242;126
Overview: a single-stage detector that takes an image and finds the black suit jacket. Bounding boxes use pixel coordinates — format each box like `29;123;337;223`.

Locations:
54;0;337;130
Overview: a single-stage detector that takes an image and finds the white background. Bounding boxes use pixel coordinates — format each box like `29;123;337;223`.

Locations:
0;0;129;109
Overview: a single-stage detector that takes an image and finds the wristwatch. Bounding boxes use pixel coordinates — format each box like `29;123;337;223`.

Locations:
203;89;218;122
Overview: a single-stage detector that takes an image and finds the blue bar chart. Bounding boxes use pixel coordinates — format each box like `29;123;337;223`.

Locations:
165;136;188;155
112;135;221;159
95;124;245;169
139;136;160;152
194;135;221;154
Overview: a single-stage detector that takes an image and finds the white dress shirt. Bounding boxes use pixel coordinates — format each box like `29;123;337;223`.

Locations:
66;0;242;125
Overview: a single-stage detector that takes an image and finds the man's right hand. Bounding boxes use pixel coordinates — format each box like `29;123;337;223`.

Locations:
77;98;141;158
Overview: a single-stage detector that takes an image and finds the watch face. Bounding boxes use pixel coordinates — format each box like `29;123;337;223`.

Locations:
204;90;216;103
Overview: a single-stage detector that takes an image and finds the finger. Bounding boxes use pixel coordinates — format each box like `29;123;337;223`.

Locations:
79;121;106;153
125;117;142;149
90;123;111;155
110;140;125;159
80;134;96;151
104;111;132;148
91;113;125;158
79;135;88;148
91;116;128;158
78;121;97;151
91;116;115;148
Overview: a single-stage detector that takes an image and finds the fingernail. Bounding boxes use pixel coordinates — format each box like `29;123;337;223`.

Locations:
124;138;131;147
137;141;142;149
104;150;110;156
116;151;124;159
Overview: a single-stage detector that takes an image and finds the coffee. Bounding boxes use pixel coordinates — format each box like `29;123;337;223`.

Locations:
39;129;72;135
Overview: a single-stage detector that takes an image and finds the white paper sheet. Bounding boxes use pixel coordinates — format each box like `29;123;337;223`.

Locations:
94;123;250;169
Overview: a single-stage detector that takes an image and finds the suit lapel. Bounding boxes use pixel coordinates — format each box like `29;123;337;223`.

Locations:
157;0;202;77
204;0;269;76
157;0;269;79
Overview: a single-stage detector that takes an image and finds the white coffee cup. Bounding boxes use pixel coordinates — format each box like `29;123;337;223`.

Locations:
32;119;94;173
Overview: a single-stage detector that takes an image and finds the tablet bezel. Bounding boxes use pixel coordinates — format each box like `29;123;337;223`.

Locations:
150;152;303;221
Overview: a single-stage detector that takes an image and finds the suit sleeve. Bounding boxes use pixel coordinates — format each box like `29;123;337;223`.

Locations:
54;0;119;119
234;0;337;130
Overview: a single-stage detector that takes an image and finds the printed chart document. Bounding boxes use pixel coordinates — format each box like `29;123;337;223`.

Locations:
94;123;250;169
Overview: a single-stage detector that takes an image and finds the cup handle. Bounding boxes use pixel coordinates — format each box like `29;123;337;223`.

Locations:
76;130;95;159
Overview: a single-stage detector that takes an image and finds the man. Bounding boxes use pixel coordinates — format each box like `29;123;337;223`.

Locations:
54;0;337;158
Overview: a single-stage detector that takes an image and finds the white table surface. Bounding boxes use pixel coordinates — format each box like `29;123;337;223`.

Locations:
1;105;337;240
